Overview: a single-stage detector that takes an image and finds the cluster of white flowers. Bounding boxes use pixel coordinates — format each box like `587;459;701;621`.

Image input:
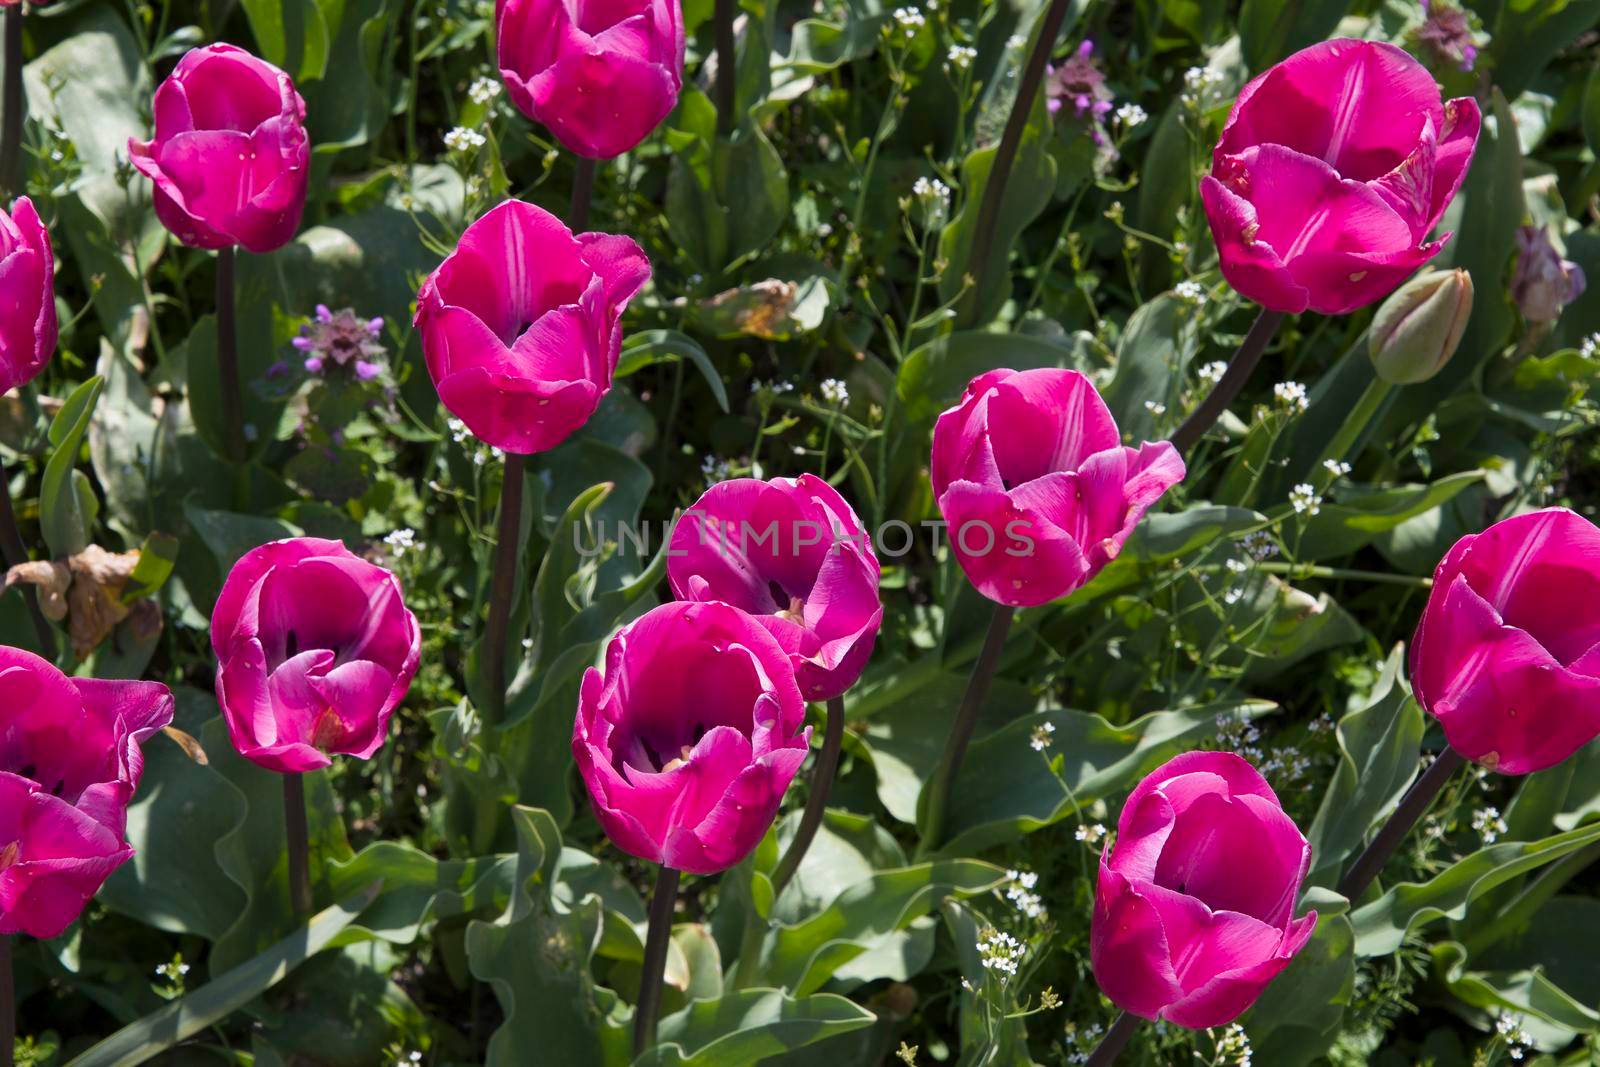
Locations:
947;44;977;71
1472;806;1508;845
1074;822;1107;845
1181;65;1224;108
1322;459;1352;478
1273;380;1309;413
474;444;506;467
1225;557;1250;576
1003;869;1046;919
447;416;472;445
1030;720;1056;752
701;455;736;482
1114;102;1149;127
1216;1023;1253;1066
154;959;191;982
1063;1021;1105;1066
1215;710;1265;763
1495;1013;1532;1061
1223;586;1246;606
1241;529;1279;560
1197;360;1229;387
1261;746;1312;782
912;175;951;205
444;125;487;153
383;528;420;558
820;378;850;405
1580;332;1600;359
1289;483;1323;516
1144;399;1167;416
1174;279;1206;305
394;1053;424;1067
1309;713;1336;736
468;76;502;105
751;378;796;396
977;926;1026;977
891;6;924;38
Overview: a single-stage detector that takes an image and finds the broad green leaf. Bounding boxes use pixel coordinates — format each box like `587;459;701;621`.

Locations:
323;842;517;946
618;330;731;413
1433;939;1597;1047
182;500;301;587
1246;895;1356;1067
182;309;288;464
1486;0;1600;100
1293;472;1486;561
1177;574;1364;681
39;377;104;559
1239;0;1352;71
65;884;380;1067
1306;646;1424;887
1074;505;1266;604
896;331;1083;423
637;990;878;1067
1104;294;1198;440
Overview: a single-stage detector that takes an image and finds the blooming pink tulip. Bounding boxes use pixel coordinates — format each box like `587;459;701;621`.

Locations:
415;199;650;454
1092;751;1317;1028
669;476;882;702
572;601;809;874
1411;508;1600;775
0;198;57;395
497;0;685;160
0;646;173;939
128;44;309;253
211;538;420;774
1200;39;1480;315
930;368;1185;608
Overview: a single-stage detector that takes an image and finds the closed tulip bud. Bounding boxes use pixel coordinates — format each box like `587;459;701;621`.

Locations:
1411;508;1600;775
0;198;57;395
1368;268;1473;384
0;646;174;939
211;538;421;774
1091;752;1317;1028
572;601;810;874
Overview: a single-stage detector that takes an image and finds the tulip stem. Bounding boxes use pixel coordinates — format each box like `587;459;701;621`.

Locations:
0;5;20;201
770;695;846;896
1338;746;1467;902
1084;1011;1139;1067
1311;374;1393;493
713;0;737;135
919;603;1013;855
214;246;249;466
634;864;680;1056
0;459;55;655
955;0;1073;326
482;454;524;725
283;772;313;919
0;935;13;1067
570;157;595;232
1170;308;1288;456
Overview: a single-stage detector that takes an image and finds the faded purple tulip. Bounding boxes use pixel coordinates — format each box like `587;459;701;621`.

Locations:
496;0;685;160
211;538;421;774
1417;0;1480;73
128;44;309;253
931;368;1185;608
572;600;809;875
1200;39;1480;315
1511;225;1587;325
1412;508;1600;775
415;199;651;454
1092;751;1317;1028
669;475;882;702
0;646;173;939
1046;41;1113;120
0;198;56;395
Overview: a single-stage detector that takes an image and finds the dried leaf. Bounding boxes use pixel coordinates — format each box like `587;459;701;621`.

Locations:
161;724;209;766
4;560;70;620
66;545;141;658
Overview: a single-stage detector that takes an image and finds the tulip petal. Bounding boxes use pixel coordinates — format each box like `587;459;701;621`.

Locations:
1198;175;1310;314
1091;863;1183;1019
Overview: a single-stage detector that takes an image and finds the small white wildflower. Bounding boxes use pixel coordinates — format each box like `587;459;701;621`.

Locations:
1181;65;1223;107
1002;870;1046;919
1225;558;1249;575
892;6;924;37
1174;279;1206;305
383;528;419;558
1496;1013;1532;1061
1143;400;1167;416
444;126;487;152
947;44;977;71
448;416;472;444
1289;483;1322;516
1309;713;1335;736
1030;720;1056;752
1074;822;1107;844
1473;806;1508;845
1197;360;1228;386
468;76;503;105
820;378;849;405
1006;33;1025;50
1114;102;1148;127
1577;332;1600;359
701;455;735;482
1273;380;1309;413
1241;530;1278;560
1216;1022;1252;1067
976;926;1025;977
1322;459;1352;478
1223;586;1245;605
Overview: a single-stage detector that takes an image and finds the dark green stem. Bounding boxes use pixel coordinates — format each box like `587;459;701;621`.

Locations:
0;459;54;655
713;0;737;135
955;0;1073;324
0;934;13;1067
770;695;846;895
215;246;248;464
634;865;681;1056
284;772;312;919
1085;1011;1139;1067
919;603;1013;854
1338;747;1467;902
1169;308;1288;456
482;454;525;725
0;5;21;200
570;156;595;232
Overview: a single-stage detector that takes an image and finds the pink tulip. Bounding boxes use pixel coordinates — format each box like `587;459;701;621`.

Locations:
0;646;173;939
415;199;651;454
572;601;810;874
211;538;421;774
0;198;56;395
1200;39;1480;315
930;368;1185;608
128;44;309;253
1092;751;1317;1028
496;0;685;160
668;475;882;702
1411;508;1600;775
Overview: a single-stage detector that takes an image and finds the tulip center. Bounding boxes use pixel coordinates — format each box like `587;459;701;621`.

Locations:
616;723;709;776
310;707;345;752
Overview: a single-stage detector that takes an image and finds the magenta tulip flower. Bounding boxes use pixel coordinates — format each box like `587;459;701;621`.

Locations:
572;601;810;875
0;646;173;939
496;0;685;160
128;44;309;253
1092;751;1317;1028
930;368;1185;608
1200;39;1480;315
668;476;882;702
415;199;651;454
211;538;421;774
0;198;57;395
1411;508;1600;775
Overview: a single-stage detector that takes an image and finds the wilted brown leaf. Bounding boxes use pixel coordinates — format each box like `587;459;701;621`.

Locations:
4;560;70;620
